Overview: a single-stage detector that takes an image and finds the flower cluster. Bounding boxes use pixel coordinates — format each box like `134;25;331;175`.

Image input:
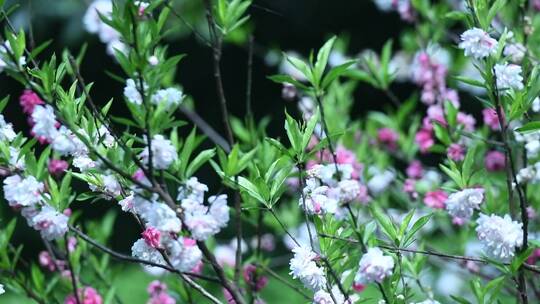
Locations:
354;247;394;284
445;188;484;223
300;164;367;216
476;213;523;260
289;246;327;291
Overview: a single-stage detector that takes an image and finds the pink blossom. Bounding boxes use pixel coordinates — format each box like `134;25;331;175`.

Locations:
67;236;77;252
465;261;480;273
48;159;69;176
142;227;161;248
447;144;465;161
423;190;447;209
63;208;72;216
415;128;434;153
403;179;416;196
535;0;540;11
452;217;467;226
482;108;500;130
132;169;146;181
406;160;423;179
39;251;56;271
377;128;399;150
147;281;167;295
148;293;176;304
64;287;102;304
427;105;446;126
243;264;268;292
183;237;196;247
457;112;476;131
527;248;540;264
352;283;366;292
527;207;536;219
19;90;44;115
485;150;505;171
412;52;449;105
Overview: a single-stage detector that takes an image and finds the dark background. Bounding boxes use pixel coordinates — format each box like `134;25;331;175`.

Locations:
2;0;419;258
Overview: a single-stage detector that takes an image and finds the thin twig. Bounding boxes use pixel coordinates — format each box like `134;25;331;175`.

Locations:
64;234;81;304
256;264;311;300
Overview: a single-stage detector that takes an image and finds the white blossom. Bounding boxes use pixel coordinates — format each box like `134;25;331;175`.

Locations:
52;126;79;156
0;114;16;142
494;63;524;91
354;247;394;284
31;105;58;141
476;213;523;260
0;40;26;72
177;177;208;202
132;238;165;264
8;147;25;170
458;28;498;59
289;246;327;291
367;169;395;195
151;88;184;108
532;97;540;113
30;205;69;240
301;185;338;215
140;134;177;170
313;286;358;304
182;194;230;240
124;79;143;105
504;43;526;63
445;188;484;220
313;290;333;304
139;201;182;233
164;236;202;272
72;155;96;172
0;283;4;295
118;193;134;212
3;175;44;207
373;0;394;11
103;174;121;196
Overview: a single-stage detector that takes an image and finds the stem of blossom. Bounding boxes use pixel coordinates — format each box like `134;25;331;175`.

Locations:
246;35;254;118
314;94;341;178
0;269;46;304
197;241;245;304
178;105;231;152
129;9;155;180
296;163;315;250
68;226;218;281
268;208;301;247
318;233;540;274
491;69;529;304
201;1;246;290
202;0;235;146
69;225;224;304
67;55;153;179
342;207;389;303
233;188;243;286
320;256;351;302
255;263;311;300
64;234;81;304
163;1;213;48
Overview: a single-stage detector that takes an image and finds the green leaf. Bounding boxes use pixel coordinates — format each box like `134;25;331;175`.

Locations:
370;206;397;243
313;36;337;87
237;176;266;206
186;149;216;177
403;214;432;246
284;111;302;154
515;121;540;133
321;60;356;89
